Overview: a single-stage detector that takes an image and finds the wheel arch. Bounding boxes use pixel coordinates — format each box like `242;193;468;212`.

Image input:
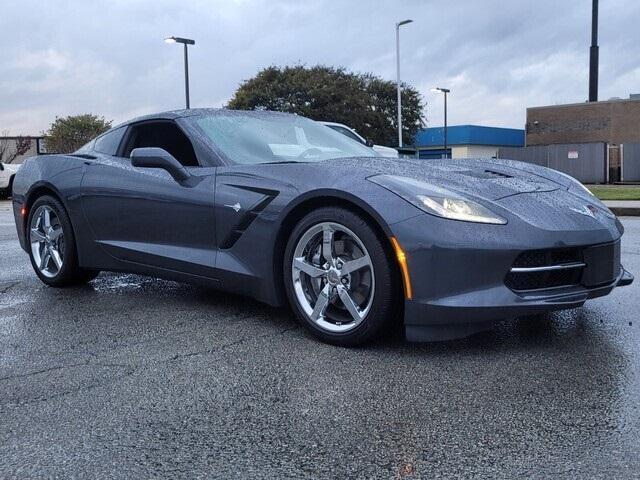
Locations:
271;190;402;306
24;181;66;210
23;182;72;239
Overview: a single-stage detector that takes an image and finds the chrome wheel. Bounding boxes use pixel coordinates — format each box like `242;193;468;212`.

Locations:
30;205;64;278
292;221;375;333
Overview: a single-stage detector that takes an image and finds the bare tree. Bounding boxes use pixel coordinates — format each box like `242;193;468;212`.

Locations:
0;130;32;164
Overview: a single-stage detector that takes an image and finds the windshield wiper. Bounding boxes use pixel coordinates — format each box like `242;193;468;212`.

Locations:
259;160;307;165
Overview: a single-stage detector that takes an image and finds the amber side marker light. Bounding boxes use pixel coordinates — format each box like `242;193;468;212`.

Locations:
21;207;27;217
390;236;413;300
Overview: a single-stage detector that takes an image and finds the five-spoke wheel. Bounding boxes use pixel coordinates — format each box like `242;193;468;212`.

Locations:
284;207;399;346
26;195;99;287
30;205;65;278
292;221;375;333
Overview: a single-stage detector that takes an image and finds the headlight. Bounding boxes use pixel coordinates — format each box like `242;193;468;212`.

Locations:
369;175;507;225
416;195;506;224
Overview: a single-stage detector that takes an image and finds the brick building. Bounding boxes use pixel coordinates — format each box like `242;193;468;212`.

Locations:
524;96;640;182
526;96;640;146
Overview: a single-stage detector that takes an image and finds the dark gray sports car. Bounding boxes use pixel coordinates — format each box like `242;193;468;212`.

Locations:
11;109;633;345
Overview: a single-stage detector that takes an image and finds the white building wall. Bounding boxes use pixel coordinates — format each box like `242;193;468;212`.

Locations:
451;145;499;159
0;137;41;165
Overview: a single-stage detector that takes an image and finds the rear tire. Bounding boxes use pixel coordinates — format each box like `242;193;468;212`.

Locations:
27;195;99;287
284;207;399;346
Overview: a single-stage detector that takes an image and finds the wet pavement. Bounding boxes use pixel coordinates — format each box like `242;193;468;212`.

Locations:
1;199;639;479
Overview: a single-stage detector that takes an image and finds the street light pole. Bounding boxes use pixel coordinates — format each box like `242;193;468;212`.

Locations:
443;90;448;157
395;19;413;148
165;36;196;109
183;43;190;109
431;87;450;158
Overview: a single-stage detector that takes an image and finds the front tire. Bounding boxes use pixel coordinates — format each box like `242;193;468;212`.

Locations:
27;195;99;287
284;207;399;346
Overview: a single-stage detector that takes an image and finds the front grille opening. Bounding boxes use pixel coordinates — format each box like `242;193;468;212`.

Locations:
512;248;583;269
506;247;584;291
506;268;583;291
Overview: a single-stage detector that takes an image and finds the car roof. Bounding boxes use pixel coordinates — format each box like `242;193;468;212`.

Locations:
113;108;299;129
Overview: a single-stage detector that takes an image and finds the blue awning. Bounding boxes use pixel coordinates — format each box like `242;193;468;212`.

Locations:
414;125;525;148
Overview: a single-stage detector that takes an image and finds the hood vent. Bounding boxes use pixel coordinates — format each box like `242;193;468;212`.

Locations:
483;169;512;178
461;169;513;180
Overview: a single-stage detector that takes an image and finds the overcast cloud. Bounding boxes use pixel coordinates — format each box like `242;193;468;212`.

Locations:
1;0;639;135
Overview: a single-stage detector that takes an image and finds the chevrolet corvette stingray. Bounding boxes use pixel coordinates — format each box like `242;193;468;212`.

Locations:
11;109;633;345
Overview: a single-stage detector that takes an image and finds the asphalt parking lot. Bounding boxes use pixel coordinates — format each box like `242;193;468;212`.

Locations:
1;199;640;479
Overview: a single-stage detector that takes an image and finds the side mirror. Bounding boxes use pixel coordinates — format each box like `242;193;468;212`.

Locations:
130;147;191;183
365;139;375;147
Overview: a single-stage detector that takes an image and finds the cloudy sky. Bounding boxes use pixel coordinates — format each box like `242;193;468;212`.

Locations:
1;0;638;135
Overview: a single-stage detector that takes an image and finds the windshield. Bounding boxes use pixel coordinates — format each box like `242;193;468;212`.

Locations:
190;111;378;165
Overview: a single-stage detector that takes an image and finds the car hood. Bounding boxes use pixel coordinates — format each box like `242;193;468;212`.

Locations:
327;156;567;201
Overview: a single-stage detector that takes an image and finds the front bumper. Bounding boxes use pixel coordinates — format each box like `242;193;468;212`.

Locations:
389;211;633;342
12;197;27;251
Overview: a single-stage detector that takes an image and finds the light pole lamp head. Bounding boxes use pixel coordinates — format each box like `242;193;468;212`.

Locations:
164;36;195;45
396;19;413;28
431;87;450;94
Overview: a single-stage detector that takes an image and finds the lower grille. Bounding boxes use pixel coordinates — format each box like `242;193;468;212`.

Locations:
505;266;583;291
505;241;620;291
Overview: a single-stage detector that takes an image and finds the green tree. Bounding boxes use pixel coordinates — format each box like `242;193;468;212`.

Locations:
227;65;425;146
44;114;112;153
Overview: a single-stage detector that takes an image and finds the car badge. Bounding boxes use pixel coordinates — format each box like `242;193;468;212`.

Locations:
225;202;242;213
570;205;597;218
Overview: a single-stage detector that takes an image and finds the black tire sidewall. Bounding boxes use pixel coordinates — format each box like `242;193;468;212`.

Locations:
284;207;398;346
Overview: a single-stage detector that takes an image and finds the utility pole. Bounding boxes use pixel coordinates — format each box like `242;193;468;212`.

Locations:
589;0;599;102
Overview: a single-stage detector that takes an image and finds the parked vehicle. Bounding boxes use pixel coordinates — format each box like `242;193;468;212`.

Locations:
0;162;20;199
320;121;399;158
11;109;633;345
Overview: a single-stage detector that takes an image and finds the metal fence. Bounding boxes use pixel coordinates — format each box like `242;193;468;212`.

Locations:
622;143;640;182
497;143;607;184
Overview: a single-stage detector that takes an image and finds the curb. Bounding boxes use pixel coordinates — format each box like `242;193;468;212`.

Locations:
609;207;640;217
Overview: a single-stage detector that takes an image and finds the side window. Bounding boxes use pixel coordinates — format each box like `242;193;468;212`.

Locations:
75;139;95;154
327;125;366;145
94;127;126;155
123;121;199;167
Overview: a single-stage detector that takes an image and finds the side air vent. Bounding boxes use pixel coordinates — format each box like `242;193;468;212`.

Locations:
219;184;279;249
